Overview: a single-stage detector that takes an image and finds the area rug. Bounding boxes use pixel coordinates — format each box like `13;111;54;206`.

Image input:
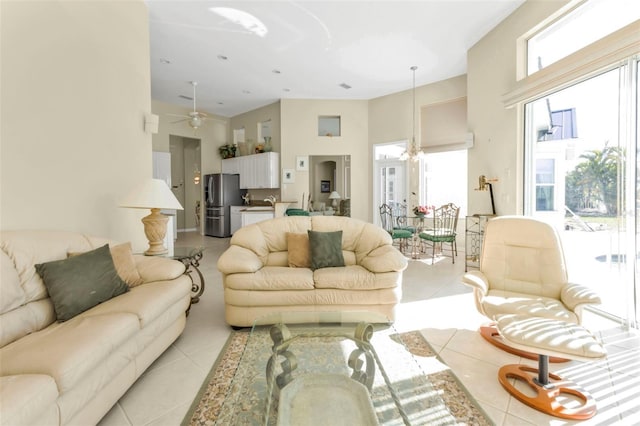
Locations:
182;329;493;426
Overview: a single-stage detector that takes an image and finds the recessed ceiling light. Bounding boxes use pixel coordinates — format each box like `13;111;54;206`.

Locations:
160;58;171;64
217;55;228;61
272;69;281;74
339;83;352;90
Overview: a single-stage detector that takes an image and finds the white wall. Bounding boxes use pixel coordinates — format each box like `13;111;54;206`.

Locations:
151;100;228;231
1;0;152;250
368;74;467;221
280;99;369;220
467;0;570;215
151;100;228;176
230;101;281;154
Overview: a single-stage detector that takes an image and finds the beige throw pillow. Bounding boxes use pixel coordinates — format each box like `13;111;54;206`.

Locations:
287;232;311;268
69;242;144;287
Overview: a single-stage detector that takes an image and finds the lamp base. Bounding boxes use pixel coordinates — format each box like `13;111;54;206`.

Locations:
141;208;169;256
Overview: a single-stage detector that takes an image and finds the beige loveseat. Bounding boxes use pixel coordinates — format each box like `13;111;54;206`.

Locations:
0;230;192;426
217;216;408;327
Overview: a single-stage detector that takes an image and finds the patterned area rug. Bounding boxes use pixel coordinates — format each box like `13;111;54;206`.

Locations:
182;329;492;426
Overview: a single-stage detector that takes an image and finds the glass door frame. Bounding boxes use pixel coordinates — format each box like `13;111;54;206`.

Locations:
373;141;410;227
523;58;638;327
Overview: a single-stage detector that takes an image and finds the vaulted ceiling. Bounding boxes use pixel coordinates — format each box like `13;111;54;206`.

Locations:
147;0;525;117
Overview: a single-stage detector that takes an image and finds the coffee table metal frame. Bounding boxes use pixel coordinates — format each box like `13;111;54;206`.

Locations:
264;320;412;425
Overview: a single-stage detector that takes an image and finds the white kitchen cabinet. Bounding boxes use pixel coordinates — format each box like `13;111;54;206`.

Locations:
221;157;240;174
225;152;279;189
241;211;275;227
230;206;244;235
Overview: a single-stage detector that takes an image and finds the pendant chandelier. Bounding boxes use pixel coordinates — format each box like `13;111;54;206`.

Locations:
400;66;424;162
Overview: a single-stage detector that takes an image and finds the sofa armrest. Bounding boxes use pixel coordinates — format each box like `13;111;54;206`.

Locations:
561;283;601;311
359;245;408;273
134;255;186;283
217;245;263;274
462;271;489;296
0;374;59;426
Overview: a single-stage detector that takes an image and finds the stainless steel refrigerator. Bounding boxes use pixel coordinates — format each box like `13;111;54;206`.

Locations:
204;174;242;237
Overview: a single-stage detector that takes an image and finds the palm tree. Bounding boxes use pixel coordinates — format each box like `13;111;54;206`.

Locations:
567;142;623;215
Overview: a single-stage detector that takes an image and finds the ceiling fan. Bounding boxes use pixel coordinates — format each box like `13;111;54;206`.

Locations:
168;81;208;129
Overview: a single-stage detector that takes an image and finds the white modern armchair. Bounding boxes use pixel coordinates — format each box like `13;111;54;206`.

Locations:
462;216;601;357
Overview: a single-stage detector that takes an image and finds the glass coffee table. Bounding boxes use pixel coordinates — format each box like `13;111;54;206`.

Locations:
215;311;456;425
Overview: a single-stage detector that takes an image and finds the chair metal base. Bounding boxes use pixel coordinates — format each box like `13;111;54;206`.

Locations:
480;324;569;363
498;357;597;420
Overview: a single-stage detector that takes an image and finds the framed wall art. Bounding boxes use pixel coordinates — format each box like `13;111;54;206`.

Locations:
282;169;295;184
296;155;308;171
320;180;330;193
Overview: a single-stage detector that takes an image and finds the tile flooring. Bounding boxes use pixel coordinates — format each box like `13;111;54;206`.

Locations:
99;232;640;426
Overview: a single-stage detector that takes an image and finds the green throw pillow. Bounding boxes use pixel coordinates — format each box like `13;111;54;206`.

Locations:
308;230;345;270
35;244;129;321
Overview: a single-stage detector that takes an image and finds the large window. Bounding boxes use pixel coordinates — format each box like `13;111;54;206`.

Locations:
527;0;639;75
421;150;467;218
523;1;638;325
535;158;555;211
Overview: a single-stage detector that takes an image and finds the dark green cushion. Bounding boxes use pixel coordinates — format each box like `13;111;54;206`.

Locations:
419;231;456;243
286;208;310;216
308;230;345;270
391;229;413;239
35;244;129;321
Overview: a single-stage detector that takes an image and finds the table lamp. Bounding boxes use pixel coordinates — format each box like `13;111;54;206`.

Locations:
328;191;341;208
120;178;184;255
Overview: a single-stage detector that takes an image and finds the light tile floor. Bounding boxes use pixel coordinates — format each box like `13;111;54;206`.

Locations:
99;232;640;426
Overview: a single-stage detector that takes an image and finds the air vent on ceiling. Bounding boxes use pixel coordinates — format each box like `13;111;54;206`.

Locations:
339;83;352;90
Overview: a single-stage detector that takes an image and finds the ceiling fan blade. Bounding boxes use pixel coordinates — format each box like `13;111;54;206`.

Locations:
167;113;190;118
170;118;188;124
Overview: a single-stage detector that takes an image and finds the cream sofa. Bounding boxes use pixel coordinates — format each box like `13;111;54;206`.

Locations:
217;216;408;327
0;230;192;426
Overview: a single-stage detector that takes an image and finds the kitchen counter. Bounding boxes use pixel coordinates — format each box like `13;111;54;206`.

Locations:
238;201;298;217
241;206;275;212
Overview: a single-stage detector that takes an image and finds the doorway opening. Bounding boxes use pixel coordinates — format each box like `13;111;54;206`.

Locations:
373;141;408;225
169;135;202;234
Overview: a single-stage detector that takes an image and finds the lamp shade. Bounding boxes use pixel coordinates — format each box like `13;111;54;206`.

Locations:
120;178;184;210
328;191;341;200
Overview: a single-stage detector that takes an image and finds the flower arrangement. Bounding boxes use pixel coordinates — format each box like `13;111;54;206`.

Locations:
413;205;433;217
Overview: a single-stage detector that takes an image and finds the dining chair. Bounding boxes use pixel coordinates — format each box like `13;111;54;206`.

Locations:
418;203;460;263
379;203;412;253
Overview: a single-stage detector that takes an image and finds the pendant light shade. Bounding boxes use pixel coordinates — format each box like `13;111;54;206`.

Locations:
400;66;424;162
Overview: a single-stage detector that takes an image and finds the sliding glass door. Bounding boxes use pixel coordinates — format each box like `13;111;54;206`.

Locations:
524;61;638;325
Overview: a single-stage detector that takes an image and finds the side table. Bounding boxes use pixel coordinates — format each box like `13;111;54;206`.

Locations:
170;247;205;304
464;215;492;271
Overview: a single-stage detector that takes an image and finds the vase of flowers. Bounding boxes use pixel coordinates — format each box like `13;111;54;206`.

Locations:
413;205;432;218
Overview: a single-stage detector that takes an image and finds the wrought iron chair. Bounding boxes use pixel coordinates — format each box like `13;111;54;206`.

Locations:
379;203;412;253
390;202;416;233
418;203;460;263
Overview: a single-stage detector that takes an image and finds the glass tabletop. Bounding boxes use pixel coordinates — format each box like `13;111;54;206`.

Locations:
169;246;204;260
215;311;454;425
